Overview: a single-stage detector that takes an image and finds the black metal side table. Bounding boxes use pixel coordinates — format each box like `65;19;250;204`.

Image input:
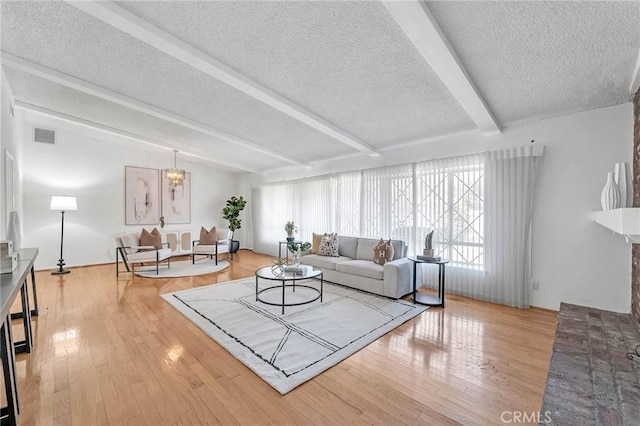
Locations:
408;257;449;307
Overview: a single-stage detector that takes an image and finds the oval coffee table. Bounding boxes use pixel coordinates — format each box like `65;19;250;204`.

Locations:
255;266;323;314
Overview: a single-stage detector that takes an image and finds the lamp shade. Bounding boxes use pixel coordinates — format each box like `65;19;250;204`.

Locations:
50;196;77;211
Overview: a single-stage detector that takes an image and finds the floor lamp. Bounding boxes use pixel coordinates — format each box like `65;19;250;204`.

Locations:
50;196;77;275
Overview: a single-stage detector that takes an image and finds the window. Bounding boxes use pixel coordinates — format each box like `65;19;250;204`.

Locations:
254;155;485;270
415;156;484;270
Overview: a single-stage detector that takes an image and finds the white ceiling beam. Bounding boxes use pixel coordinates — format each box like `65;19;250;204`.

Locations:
1;53;306;167
630;48;640;95
382;1;501;135
66;0;380;157
14;100;259;173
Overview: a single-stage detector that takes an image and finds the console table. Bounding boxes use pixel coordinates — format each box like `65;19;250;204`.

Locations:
1;248;39;426
408;257;448;307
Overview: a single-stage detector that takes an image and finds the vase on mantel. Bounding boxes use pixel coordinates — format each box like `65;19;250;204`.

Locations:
614;162;633;208
601;172;621;210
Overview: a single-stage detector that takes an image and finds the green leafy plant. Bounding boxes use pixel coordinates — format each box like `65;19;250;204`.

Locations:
284;221;297;236
222;196;247;239
287;240;311;254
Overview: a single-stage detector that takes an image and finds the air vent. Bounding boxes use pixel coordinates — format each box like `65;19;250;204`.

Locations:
34;128;55;144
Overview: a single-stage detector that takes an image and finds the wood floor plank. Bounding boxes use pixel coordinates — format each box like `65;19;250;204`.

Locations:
12;250;557;425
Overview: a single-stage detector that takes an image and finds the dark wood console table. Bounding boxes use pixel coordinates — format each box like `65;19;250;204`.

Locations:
1;248;39;426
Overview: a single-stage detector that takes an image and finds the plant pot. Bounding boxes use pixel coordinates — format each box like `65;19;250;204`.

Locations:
230;240;240;253
286;236;294;242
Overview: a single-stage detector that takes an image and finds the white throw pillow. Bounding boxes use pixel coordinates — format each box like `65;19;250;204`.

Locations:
318;233;339;257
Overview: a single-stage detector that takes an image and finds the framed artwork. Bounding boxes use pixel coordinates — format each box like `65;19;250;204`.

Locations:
161;171;191;224
125;166;160;225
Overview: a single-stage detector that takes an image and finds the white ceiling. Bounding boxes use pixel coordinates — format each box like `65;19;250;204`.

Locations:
2;1;638;174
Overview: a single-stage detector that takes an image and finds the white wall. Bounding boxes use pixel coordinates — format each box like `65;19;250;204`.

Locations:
18;110;240;270
241;103;634;313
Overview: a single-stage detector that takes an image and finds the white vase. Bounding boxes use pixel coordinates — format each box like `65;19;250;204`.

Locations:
601;172;621;210
6;211;21;252
293;249;301;267
614;162;633;208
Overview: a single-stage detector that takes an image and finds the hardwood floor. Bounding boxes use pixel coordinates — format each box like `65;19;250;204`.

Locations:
7;250;557;425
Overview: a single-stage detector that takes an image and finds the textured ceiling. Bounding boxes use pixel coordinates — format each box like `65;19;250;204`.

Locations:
114;0;475;146
1;1;638;173
3;69;280;172
427;0;640;125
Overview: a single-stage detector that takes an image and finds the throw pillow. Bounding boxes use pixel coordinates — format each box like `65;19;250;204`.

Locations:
311;233;324;254
373;238;394;266
140;228;162;250
200;226;217;245
318;233;339;257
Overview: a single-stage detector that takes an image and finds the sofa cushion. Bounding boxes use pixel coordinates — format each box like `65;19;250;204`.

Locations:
318;233;339;257
120;233;140;254
390;240;405;260
311;233;323;254
356;238;379;261
127;247;171;262
336;260;384;280
373;239;394;266
300;254;351;270
193;243;229;255
216;228;231;243
200;226;217;244
338;236;358;259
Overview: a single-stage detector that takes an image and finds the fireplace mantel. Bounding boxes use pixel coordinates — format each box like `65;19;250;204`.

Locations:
592;208;640;243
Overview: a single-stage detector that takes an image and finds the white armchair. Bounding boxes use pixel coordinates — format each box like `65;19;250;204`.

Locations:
115;232;172;276
192;228;232;264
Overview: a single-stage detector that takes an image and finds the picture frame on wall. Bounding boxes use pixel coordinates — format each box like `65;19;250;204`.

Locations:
125;166;160;225
161;171;191;224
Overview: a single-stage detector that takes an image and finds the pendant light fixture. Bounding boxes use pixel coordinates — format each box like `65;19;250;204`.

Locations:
165;150;185;187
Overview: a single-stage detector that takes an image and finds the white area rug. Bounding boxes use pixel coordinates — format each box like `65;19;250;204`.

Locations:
162;278;426;394
134;259;229;278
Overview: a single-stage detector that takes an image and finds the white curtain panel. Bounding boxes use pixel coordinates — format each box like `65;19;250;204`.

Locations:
415;153;487;301
419;147;542;308
252;176;332;256
252;146;543;308
483;146;543;308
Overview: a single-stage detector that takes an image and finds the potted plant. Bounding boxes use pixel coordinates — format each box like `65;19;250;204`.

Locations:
284;221;297;241
287;240;311;266
222;195;247;254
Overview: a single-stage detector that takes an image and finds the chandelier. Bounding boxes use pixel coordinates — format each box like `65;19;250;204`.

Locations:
165;150;185;187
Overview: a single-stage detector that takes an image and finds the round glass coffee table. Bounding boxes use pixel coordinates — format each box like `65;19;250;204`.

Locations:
255;266;323;314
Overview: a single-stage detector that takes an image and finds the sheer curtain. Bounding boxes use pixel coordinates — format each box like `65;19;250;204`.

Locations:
252;146;543;308
483;146;542;308
415;153;487;301
252;176;332;256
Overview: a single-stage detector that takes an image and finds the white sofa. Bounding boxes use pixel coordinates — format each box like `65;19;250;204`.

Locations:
300;236;413;299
